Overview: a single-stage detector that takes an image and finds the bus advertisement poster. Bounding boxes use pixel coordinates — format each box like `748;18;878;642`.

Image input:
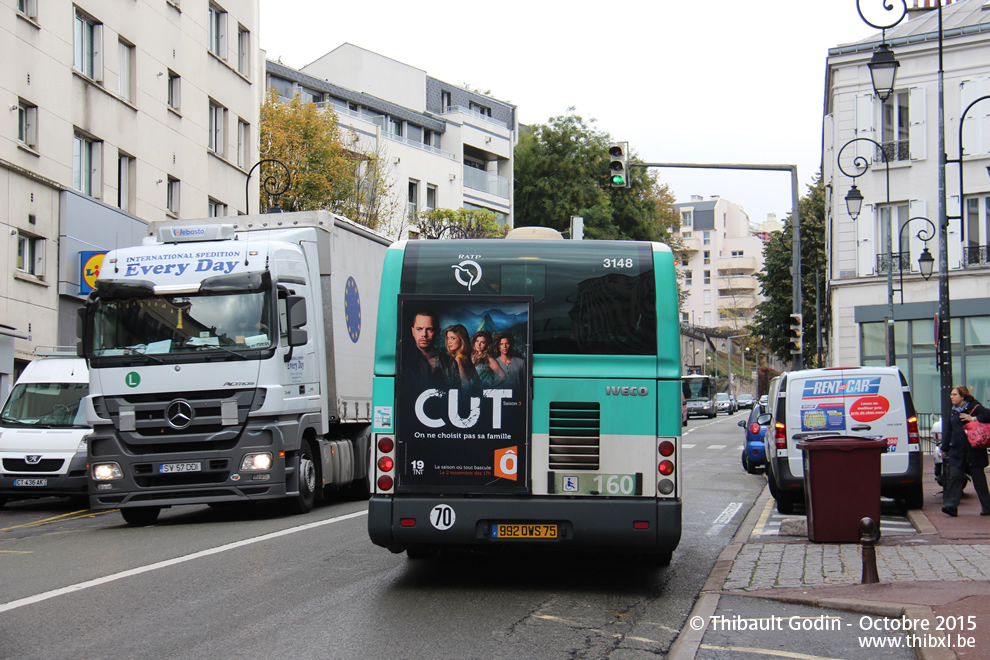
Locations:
395;294;531;494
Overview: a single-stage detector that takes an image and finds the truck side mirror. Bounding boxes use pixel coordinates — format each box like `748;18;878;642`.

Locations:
76;307;87;358
285;295;308;347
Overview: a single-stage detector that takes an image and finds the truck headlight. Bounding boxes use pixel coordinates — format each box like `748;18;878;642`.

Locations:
240;452;273;471
92;462;123;481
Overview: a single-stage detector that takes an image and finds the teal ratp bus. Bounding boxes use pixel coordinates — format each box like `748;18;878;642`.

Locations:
367;237;682;562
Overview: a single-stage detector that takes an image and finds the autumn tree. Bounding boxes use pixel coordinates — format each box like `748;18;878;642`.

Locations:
750;172;828;367
414;208;509;239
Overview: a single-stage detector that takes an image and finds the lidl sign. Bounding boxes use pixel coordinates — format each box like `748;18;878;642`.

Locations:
80;251;106;294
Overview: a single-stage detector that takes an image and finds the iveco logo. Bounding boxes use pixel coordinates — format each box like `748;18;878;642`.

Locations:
25;455;42;464
606;386;649;396
165;400;194;429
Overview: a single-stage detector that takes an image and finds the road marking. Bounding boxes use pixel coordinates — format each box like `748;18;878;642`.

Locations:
706;502;743;536
700;644;845;660
682;444;696;449
750;496;776;537
1;510;118;532
0;551;32;555
707;444;726;450
0;509;368;614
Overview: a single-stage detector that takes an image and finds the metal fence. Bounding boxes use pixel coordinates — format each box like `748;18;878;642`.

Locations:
917;411;941;455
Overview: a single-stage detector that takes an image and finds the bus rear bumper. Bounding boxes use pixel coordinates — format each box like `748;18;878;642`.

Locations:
368;495;681;554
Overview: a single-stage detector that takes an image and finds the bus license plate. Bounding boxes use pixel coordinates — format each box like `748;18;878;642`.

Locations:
159;462;201;474
491;524;557;539
14;479;48;487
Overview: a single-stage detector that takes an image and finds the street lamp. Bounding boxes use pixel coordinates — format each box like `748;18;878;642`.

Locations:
245;158;291;214
891;217;936;304
839;135;894;366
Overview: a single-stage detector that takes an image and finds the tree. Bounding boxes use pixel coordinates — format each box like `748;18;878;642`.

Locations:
513;110;679;243
750;172;828;367
259;89;395;231
413;208;509;239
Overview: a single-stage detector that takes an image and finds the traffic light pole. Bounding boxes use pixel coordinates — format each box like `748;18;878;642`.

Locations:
632;161;802;367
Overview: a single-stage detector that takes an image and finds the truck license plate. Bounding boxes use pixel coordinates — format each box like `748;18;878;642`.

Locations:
491;523;558;539
14;479;48;487
159;462;201;474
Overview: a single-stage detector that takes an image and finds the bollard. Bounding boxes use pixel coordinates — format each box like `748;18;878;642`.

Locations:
860;517;879;584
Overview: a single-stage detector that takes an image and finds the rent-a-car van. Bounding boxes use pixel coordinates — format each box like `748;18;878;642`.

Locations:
764;366;923;514
0;350;90;508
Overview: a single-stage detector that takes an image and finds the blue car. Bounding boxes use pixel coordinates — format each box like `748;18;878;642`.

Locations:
738;406;771;474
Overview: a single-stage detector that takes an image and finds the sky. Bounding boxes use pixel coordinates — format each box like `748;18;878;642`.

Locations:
259;0;880;228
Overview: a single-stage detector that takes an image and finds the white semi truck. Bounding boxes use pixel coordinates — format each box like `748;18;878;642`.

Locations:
76;211;390;525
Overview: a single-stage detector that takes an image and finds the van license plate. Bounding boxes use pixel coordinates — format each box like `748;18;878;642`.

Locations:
14;479;47;487
491;524;558;539
160;462;201;474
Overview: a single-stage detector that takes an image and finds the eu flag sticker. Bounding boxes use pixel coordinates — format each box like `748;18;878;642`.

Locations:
345;276;361;343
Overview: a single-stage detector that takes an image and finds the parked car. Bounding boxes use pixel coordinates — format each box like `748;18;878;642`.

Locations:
715;392;736;415
738;406;771;474
763;366;924;514
759;394;769;408
737;394;756;410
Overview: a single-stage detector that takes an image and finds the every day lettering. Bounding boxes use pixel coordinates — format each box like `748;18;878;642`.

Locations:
124;258;239;277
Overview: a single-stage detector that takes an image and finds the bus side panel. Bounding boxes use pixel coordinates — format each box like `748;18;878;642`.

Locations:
373;245;406;377
530;377;656;496
653;246;682;381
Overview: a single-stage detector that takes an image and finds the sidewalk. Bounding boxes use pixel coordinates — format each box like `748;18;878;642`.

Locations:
671;454;990;659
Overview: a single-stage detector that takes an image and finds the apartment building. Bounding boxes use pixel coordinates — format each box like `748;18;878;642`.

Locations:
823;0;990;412
1;0;263;380
266;43;516;232
673;195;770;332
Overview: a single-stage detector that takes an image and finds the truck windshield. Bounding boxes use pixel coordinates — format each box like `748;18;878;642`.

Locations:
0;382;89;428
89;289;273;357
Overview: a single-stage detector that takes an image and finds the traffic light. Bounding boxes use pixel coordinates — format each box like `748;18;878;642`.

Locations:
787;313;803;353
608;142;630;188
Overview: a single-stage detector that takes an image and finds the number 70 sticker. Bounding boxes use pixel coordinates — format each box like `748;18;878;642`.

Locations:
430;504;456;530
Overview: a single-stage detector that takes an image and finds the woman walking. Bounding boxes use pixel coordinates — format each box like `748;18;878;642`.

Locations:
941;385;990;516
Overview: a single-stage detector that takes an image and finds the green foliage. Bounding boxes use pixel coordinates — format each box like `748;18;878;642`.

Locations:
513;110;679;243
414;208;509;239
751;172;828;367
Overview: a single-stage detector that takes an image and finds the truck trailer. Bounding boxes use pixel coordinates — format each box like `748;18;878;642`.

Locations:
77;211;389;525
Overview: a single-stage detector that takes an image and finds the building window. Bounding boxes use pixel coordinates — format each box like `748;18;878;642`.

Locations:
168;70;181;111
209;199;227;217
209;101;226;155
167;177;180;215
731;250;744;257
682;211;693;228
237;25;250;76
117;153;133;212
704;290;711;304
208;3;227;59
964;195;990;266
441;91;452;112
703;250;710;265
390;118;402;137
877;203;911;273
881;90;910;162
408;180;419;218
684;270;692;285
17;0;37;21
17;99;37;149
703;311;712;326
118;39;134;103
16;232;44;277
237;120;249;169
469;101;491;117
703;231;711;246
704;270;711;285
73;133;100;196
73;10;102;80
426;184;437;211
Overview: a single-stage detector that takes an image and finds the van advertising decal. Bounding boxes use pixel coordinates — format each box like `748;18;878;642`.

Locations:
395;294;531;494
800;403;846;432
801;377;882;399
849;396;890;423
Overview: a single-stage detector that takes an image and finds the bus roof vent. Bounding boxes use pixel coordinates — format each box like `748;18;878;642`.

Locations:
548;402;600;470
506;226;564;240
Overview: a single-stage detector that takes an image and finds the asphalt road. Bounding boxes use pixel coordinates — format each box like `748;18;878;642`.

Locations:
0;412;764;659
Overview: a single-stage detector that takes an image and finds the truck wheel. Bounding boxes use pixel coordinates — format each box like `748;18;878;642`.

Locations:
286;441;317;514
0;496;7;509
120;506;161;526
903;484;925;510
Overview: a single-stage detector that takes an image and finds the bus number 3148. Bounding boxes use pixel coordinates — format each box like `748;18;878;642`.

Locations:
594;474;636;495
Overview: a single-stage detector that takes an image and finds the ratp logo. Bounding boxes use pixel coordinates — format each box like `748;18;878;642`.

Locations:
494;446;518;481
451;260;482;291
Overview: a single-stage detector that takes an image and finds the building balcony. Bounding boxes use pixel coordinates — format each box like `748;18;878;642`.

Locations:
964;245;990;268
717;255;758;271
876;252;914;275
463;165;510;199
717;274;758;291
678;236;701;253
717;294;758;311
442;105;509;131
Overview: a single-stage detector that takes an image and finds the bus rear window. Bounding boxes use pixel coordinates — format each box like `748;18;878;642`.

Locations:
401;240;657;355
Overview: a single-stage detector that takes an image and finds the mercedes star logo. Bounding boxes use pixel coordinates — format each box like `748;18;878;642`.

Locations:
165;400;194;429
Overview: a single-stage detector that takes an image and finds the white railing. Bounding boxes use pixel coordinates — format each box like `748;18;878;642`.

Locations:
463;166;509;199
442;105;508;130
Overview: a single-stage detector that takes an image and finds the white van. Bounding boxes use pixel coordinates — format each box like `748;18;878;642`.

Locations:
0;349;90;508
763;366;923;514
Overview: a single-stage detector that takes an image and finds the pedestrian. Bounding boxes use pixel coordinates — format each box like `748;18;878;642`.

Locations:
940;384;990;517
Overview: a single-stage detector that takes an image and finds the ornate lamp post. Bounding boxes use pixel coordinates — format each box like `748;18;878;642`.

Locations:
892;217;936;304
245;159;291;215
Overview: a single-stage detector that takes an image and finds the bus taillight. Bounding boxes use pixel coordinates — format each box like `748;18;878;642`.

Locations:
377;475;393;491
658;460;674;476
774;421;786;450
378;456;394;472
658;440;675;457
907;415;919;446
378;436;395;452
